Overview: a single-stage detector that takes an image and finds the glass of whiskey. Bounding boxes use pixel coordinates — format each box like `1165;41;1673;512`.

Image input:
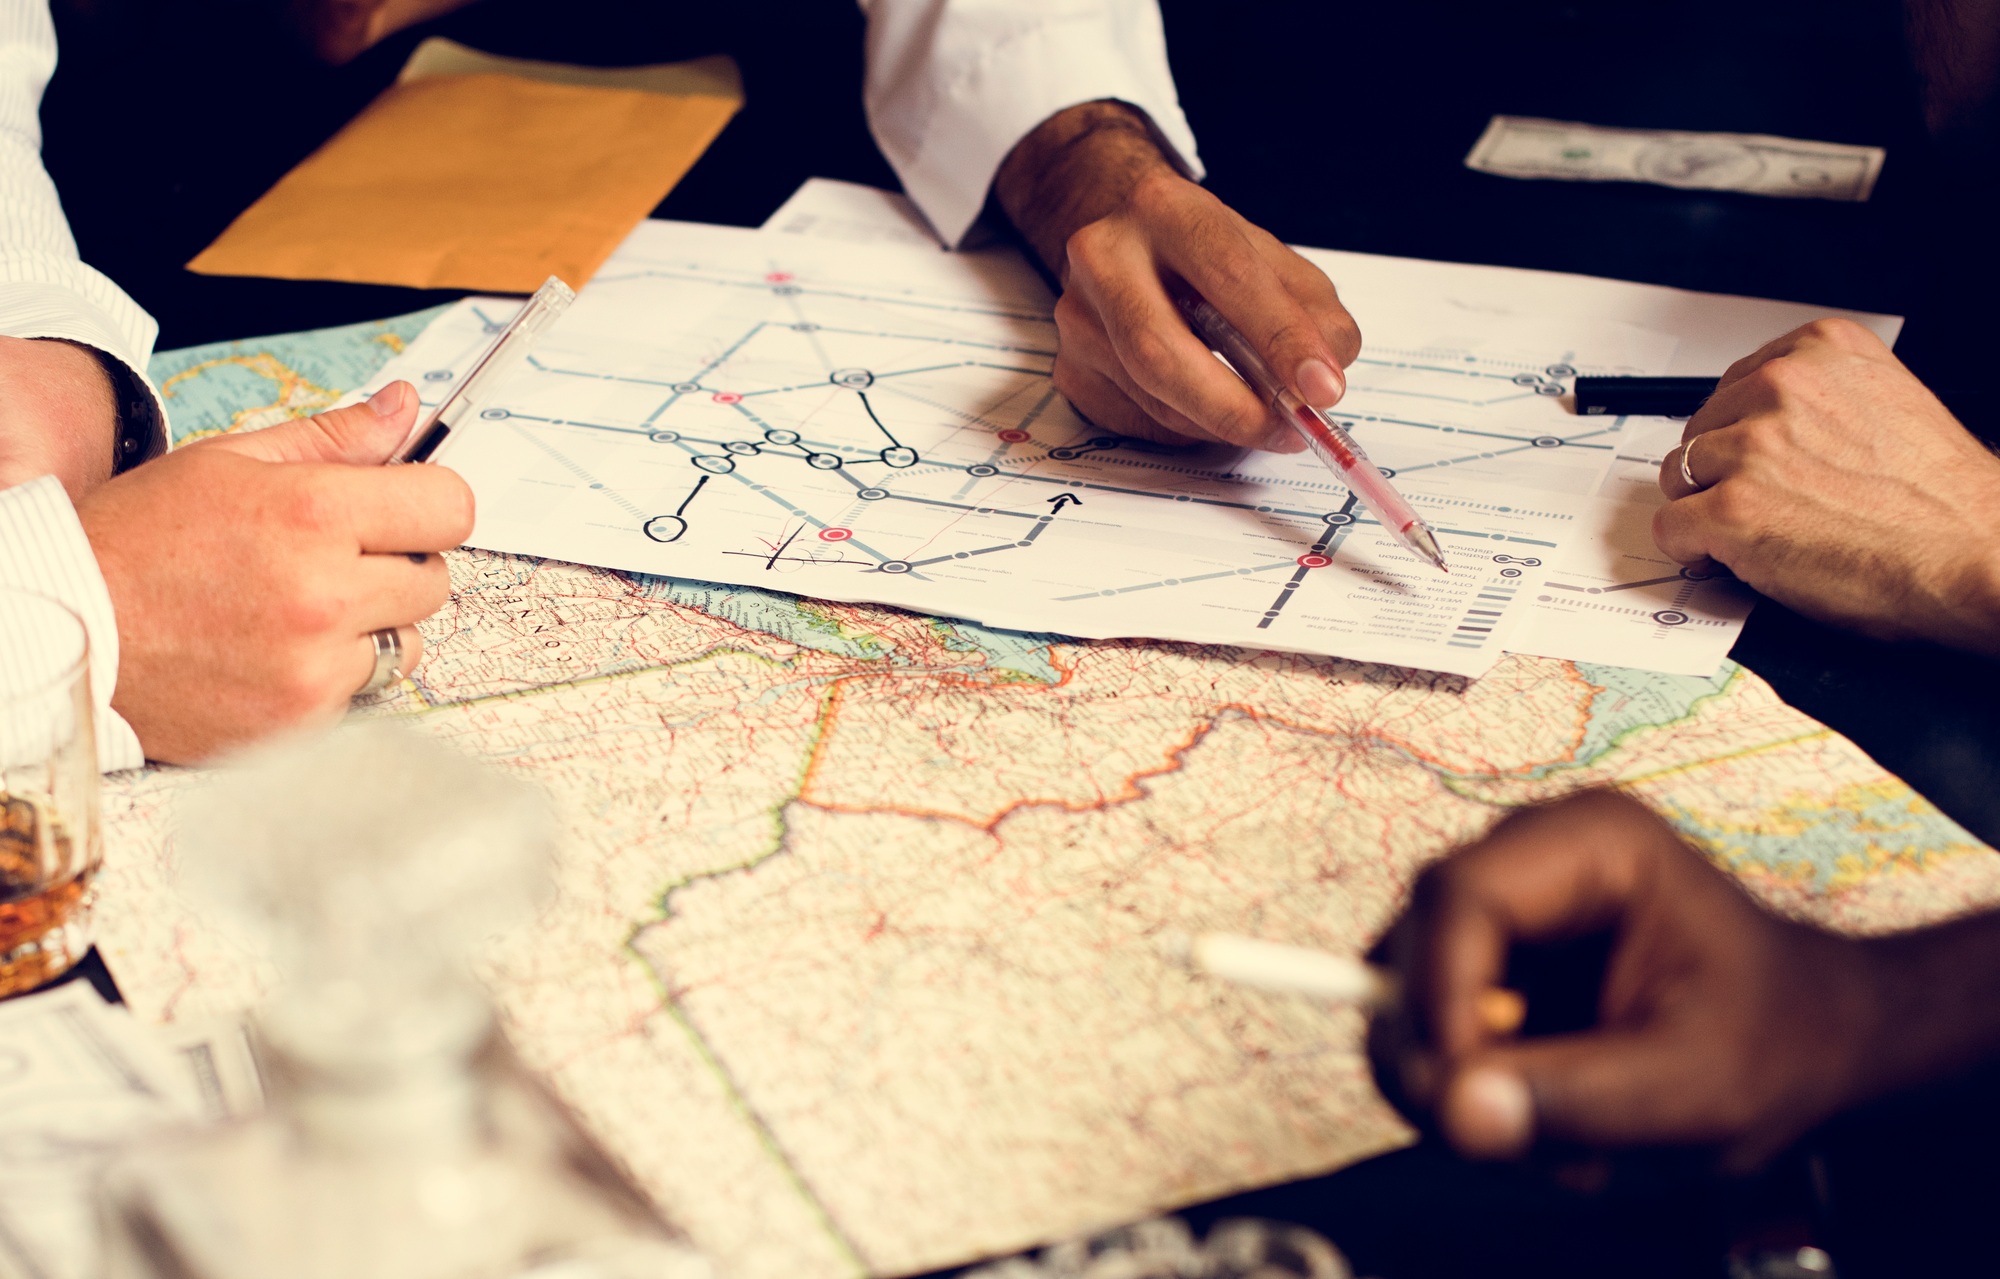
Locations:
0;588;100;997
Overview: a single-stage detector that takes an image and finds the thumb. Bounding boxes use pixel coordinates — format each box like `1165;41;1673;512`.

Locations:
209;381;419;465
1438;1030;1692;1159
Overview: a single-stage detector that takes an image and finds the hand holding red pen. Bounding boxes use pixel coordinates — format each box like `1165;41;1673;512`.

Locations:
995;102;1362;451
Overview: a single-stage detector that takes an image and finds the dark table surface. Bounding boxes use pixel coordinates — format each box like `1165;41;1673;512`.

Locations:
34;1;2000;1274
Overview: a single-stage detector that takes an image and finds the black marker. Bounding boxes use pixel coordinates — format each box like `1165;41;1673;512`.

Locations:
1572;375;1719;418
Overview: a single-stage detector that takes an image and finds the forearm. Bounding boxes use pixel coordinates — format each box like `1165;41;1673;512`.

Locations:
993;100;1182;282
0;336;118;499
1851;910;2000;1100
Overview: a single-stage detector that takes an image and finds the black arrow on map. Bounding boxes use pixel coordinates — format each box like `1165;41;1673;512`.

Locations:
1046;493;1082;514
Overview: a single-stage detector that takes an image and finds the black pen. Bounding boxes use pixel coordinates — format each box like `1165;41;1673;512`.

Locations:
1572;375;1718;418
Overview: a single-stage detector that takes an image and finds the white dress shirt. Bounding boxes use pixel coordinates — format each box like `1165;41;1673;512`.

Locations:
1;0;155;772
861;0;1203;246
1;0;1204;772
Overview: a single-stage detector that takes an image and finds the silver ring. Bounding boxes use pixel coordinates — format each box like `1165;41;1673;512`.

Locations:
357;628;405;696
1677;434;1710;493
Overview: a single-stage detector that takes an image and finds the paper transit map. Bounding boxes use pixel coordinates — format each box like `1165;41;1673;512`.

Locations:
351;220;1690;678
92;213;1990;1279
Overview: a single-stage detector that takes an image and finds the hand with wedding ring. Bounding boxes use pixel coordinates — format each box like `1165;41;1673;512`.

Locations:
77;382;473;763
1653;319;2000;654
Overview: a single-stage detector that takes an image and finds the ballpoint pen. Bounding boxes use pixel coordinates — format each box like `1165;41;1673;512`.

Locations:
1176;294;1449;572
392;275;577;464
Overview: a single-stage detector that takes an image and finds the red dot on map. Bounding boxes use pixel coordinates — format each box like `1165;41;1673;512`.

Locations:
997;429;1030;443
712;392;743;404
819;527;852;542
1297;553;1333;568
766;272;794;283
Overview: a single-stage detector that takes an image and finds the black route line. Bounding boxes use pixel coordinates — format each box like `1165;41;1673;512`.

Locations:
1256;494;1361;629
905;515;1057;567
763;524;804;570
855;392;902;447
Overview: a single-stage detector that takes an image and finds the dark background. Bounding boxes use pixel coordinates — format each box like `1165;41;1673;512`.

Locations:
35;1;2000;1274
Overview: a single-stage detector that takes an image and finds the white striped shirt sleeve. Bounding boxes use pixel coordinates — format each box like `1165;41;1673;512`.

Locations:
859;0;1204;247
0;0;165;459
0;476;143;771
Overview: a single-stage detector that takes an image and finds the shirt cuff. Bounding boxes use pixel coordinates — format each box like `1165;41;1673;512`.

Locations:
867;9;1205;247
0;269;169;465
0;476;146;772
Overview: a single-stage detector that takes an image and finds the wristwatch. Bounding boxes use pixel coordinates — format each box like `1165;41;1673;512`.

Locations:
42;339;166;475
89;347;166;475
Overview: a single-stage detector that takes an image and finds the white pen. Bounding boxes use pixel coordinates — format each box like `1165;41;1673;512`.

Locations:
393;274;577;464
1168;931;1525;1034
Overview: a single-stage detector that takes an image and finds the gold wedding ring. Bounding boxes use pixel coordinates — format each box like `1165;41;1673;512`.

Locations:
356;627;405;697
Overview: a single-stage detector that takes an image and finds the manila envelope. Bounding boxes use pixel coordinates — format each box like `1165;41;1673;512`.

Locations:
188;49;741;293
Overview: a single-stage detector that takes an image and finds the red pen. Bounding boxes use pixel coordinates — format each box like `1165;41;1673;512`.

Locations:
1177;294;1449;572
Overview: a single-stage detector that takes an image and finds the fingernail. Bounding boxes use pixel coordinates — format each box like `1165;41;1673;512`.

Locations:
368;381;411;417
1263;426;1308;454
1454;1067;1533;1155
1295;358;1346;408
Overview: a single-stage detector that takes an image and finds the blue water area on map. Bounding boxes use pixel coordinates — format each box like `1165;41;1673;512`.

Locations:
934;620;1062;683
1659;785;1977;888
1570;661;1736;768
150;307;450;443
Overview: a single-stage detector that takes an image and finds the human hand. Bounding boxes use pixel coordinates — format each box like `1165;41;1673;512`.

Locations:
995;102;1360;451
1654;319;2000;655
285;0;478;63
0;336;120;502
1380;790;1887;1172
76;382;474;763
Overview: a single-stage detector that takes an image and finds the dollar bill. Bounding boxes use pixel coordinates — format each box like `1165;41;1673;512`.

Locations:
1465;116;1885;202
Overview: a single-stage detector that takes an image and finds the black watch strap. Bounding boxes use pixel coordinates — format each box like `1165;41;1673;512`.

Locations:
60;342;166;474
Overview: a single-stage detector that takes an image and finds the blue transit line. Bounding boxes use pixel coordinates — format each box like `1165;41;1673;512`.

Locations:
883;492;1039;518
527;358;697;391
1346;411;1595;446
692;320;774;383
507;412;652;436
969;363;1054;376
1347;384;1549;409
502;423;645;519
1354;354;1556;382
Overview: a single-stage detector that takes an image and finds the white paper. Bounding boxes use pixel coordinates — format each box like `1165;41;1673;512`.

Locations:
354;222;1706;678
762;177;952;249
0;983;204;1279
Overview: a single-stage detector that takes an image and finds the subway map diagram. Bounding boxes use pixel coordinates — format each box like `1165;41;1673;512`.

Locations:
357;222;1676;676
